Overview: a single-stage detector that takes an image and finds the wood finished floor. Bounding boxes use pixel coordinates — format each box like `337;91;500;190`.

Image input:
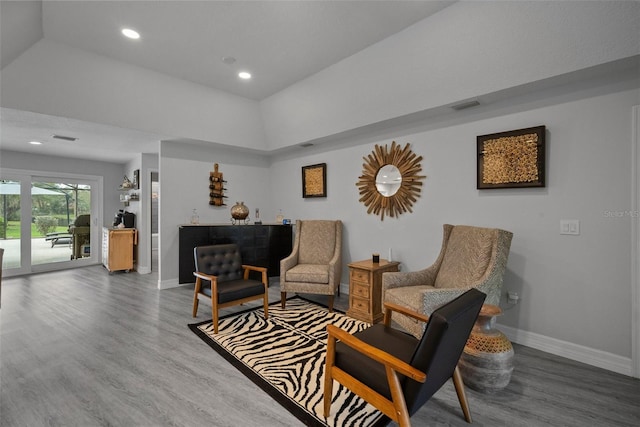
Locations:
1;265;639;427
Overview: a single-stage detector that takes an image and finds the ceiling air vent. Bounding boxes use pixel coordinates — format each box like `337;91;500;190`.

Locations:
52;134;78;142
299;143;314;148
450;99;480;111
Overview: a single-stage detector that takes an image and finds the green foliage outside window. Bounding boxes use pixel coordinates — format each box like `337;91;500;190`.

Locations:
35;216;58;236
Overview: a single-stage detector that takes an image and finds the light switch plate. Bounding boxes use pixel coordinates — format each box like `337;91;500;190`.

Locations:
560;219;580;235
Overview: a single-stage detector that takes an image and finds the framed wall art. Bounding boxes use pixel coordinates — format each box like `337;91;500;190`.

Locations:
477;125;546;189
302;163;327;198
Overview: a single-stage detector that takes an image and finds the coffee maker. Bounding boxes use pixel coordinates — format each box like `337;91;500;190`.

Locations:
113;210;135;228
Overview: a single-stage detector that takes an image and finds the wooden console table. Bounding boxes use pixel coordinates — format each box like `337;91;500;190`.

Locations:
347;259;400;323
178;224;293;284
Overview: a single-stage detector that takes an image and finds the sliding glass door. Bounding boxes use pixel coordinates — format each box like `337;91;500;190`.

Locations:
31;179;94;267
0;170;101;276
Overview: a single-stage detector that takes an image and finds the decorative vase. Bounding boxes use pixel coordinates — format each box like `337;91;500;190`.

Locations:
230;201;249;220
458;304;514;393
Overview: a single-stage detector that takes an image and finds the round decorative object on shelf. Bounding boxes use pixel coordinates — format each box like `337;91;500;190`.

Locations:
458;304;514;393
231;201;250;224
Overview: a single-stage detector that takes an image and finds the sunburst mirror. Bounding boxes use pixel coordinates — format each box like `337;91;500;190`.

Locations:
356;141;425;220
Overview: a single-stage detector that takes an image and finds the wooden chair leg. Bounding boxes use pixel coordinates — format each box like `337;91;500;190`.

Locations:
192;295;199;317
386;366;411;427
192;278;201;317
327;295;334;313
262;274;269;319
263;294;269;319
324;335;337;417
281;292;286;309
453;366;472;423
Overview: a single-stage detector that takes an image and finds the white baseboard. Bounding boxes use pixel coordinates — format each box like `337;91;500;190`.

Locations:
158;278;182;289
498;323;633;377
137;266;151;275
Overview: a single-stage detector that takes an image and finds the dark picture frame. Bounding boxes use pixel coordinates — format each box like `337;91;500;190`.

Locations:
302;163;327;198
477;125;546;189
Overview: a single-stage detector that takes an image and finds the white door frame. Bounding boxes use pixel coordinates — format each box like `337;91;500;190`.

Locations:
0;168;103;276
632;105;640;378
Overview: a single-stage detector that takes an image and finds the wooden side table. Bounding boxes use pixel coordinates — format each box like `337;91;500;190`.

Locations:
347;259;400;323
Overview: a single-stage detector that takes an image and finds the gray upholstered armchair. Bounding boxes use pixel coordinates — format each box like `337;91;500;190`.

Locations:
280;220;342;312
383;224;513;338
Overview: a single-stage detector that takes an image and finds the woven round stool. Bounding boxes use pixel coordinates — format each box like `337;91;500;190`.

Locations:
458;304;514;393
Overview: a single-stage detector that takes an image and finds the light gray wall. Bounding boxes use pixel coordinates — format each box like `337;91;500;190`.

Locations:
158;141;272;289
155;85;638;373
267;87;638;368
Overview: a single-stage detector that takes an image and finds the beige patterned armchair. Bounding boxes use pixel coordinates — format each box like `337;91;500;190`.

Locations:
280;220;342;312
383;224;513;338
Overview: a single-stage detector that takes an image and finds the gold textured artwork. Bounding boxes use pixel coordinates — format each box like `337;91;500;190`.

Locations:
302;163;327;198
477;126;546;189
356;141;425;220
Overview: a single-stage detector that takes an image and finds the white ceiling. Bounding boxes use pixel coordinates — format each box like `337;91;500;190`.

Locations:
1;1;454;163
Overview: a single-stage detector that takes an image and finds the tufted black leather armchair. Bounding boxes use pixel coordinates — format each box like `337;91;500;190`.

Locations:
192;243;268;333
324;288;485;427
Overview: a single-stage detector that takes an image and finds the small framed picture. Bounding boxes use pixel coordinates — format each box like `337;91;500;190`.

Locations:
302;163;327;198
477;126;546;189
133;169;140;190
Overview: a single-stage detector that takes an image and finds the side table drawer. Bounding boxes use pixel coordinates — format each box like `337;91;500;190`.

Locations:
350;269;369;283
351;281;370;299
350;296;371;315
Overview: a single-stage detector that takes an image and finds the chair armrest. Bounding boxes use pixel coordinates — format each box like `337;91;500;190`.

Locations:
420;287;474;316
382;265;438;293
280;253;298;277
242;264;268;284
193;271;219;295
242;264;267;274
383;302;429;326
326;324;426;382
193;271;217;282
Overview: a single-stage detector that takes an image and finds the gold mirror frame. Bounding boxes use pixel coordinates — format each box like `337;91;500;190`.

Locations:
356;141;425;220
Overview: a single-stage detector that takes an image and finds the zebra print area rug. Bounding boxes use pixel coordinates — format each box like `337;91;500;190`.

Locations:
189;297;389;427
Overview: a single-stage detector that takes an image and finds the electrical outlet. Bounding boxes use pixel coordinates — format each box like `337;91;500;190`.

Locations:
507;291;520;304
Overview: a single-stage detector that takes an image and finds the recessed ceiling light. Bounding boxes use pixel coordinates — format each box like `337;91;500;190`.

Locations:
238;71;252;80
122;28;140;39
29;141;42;145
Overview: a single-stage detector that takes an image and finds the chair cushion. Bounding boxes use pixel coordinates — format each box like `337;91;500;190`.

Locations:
434;226;494;289
285;264;329;284
298;221;337;265
216;279;265;304
335;324;418;400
